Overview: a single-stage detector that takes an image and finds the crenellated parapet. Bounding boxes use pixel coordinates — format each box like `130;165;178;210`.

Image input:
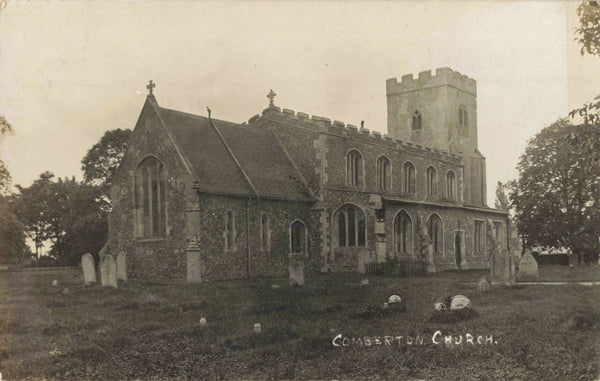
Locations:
386;67;476;97
251;106;463;164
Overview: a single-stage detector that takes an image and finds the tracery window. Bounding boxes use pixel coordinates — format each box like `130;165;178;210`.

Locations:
394;210;413;256
429;213;443;255
290;220;306;255
446;170;457;201
334;204;366;248
134;156;166;238
426;166;437;198
377;156;391;191
403;161;416;195
412;110;422;130
347;150;364;188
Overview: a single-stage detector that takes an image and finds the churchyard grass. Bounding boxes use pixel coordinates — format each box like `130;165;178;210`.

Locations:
0;267;599;380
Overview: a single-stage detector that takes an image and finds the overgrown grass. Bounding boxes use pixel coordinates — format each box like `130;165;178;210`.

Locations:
0;268;598;380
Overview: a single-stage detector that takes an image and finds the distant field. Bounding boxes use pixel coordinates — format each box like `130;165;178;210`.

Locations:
0;268;599;380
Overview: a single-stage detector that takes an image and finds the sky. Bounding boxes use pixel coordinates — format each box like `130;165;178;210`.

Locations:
0;1;598;206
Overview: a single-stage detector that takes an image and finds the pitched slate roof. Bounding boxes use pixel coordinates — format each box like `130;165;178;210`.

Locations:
155;104;315;202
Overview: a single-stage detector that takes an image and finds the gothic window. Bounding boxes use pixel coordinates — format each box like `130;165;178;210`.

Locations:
134;156;166;238
426;166;437;198
334;204;366;248
225;210;235;251
474;220;485;255
394;210;413;256
403;161;416;195
446;170;457;201
494;221;503;247
377;156;391;191
412;110;422;130
260;213;270;251
290;220;306;255
458;105;468;136
347;150;363;188
428;213;443;255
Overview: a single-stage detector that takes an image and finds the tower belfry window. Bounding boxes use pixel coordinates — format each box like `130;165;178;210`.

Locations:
458;105;469;136
412;110;422;130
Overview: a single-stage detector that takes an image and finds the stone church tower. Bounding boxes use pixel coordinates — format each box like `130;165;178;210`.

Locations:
386;67;487;206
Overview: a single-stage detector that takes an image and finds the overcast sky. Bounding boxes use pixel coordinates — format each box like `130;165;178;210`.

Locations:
1;1;598;206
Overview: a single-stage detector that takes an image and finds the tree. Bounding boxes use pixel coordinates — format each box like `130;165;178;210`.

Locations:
81;129;132;199
14;173;109;265
0;115;14;194
510;118;600;264
13;172;59;258
494;181;511;212
575;1;600;57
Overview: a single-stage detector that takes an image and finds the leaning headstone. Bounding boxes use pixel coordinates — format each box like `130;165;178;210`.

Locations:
518;250;539;278
477;277;492;292
289;259;305;286
450;295;472;310
81;253;96;285
116;252;127;282
101;255;118;289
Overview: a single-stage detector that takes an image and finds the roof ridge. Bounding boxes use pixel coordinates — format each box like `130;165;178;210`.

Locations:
159;106;238;125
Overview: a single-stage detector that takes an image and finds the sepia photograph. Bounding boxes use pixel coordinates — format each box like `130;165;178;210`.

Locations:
0;1;599;380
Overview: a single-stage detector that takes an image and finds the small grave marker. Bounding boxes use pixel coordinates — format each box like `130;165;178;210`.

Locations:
81;253;96;285
253;323;261;333
116;252;127;281
101;255;118;289
289;259;304;286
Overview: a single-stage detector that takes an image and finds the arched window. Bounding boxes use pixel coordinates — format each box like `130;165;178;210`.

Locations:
458;105;468;136
446;170;457;201
428;214;443;255
347;150;363;188
225;210;235;251
290;220;306;255
403;161;416;195
260;213;270;251
394;210;413;256
412;110;422;130
426;166;437;198
377;156;391;191
334;204;366;247
134;156;166;238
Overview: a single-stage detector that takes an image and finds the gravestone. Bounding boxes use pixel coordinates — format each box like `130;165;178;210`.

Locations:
357;248;370;274
477;277;492;292
116;252;127;282
518;250;539;278
289;259;305;286
81;253;96;285
101;255;118;289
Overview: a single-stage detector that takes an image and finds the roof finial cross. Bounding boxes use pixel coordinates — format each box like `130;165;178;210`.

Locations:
267;89;276;107
147;80;155;95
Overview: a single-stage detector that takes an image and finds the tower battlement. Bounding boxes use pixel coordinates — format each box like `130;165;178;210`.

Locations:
386;67;476;97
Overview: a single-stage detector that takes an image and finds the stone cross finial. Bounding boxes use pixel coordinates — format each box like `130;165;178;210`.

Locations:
267;89;276;107
207;106;211;119
147;80;155;95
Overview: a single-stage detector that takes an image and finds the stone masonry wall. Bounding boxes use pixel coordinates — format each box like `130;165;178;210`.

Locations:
109;100;195;281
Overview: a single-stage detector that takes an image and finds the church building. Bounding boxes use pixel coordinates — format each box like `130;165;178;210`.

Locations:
106;68;510;281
